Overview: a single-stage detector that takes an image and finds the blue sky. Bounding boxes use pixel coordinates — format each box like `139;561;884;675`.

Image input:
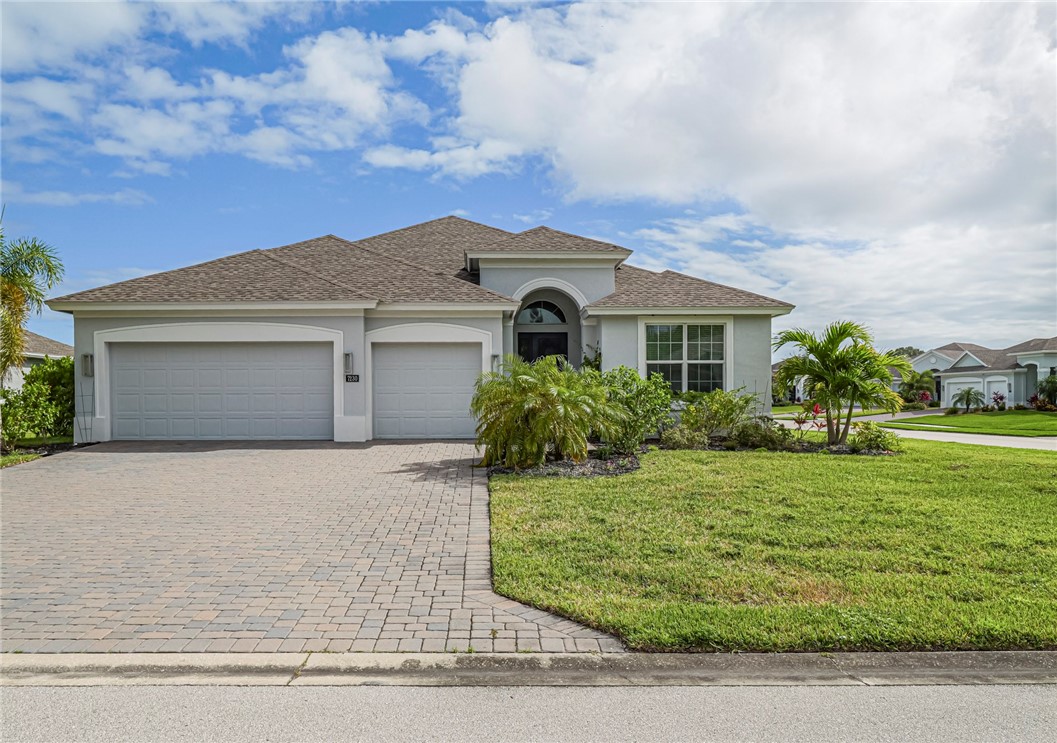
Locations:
3;1;1055;350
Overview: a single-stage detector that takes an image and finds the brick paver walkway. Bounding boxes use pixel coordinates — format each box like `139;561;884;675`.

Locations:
1;441;622;653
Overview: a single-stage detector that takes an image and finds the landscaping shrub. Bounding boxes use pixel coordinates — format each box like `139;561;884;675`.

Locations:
1013;403;1027;411
659;425;711;450
730;419;794;450
0;382;57;445
599;366;672;454
928;400;941;408
944;407;961;415
472;355;622;469
680;387;758;437
20;355;74;436
849;421;902;453
902;401;927;411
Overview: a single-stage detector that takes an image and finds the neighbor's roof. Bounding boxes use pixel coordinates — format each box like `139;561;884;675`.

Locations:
24;330;73;357
934;336;1057;374
590;265;792;309
468;226;631;257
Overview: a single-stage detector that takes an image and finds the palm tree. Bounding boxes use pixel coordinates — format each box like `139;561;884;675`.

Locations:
899;369;935;402
774;321;911;446
952;386;985;413
1037;375;1057;406
0;215;64;385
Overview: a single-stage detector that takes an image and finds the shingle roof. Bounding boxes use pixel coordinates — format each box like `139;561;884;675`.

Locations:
1005;337;1057;354
590;265;792;309
472;226;631;256
267;235;515;304
23;330;73;357
354;216;512;275
50;247;372;303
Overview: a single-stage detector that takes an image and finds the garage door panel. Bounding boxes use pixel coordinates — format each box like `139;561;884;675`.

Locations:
372;342;479;439
110;342;333;440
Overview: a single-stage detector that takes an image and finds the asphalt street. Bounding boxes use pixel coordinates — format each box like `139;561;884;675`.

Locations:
4;684;1055;742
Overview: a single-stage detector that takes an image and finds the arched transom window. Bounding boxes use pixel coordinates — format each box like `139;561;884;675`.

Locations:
517;300;566;325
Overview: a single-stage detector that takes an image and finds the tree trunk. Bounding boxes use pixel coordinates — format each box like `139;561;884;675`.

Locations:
839;401;855;444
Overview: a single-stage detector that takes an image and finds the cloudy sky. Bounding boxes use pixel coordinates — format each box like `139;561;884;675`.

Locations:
3;1;1055;350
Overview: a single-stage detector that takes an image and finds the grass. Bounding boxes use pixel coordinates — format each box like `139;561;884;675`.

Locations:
12;434;74;447
880;410;1057;438
490;442;1057;651
1;452;41;468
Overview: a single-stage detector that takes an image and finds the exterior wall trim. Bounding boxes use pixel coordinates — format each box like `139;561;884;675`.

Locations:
511;278;591;310
363;322;493;441
587;306;792;317
90;321;346;442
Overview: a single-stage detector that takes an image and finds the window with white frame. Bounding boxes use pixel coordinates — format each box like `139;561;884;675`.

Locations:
645;323;724;393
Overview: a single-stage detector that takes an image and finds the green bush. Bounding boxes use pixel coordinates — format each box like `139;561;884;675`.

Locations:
849;421;902;453
944;407;961;415
471;355;623;469
21;356;74;436
1;382;57;445
730;419;794;450
680;387;758;437
659;425;711;450
902;401;927;411
927;400;941;408
599;366;672;454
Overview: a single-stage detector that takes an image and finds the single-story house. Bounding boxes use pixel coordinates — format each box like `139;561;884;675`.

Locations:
905;339;1057;407
1;330;74;391
47;217;793;443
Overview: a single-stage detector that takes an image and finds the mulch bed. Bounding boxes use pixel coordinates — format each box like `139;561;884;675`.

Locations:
489;451;641;478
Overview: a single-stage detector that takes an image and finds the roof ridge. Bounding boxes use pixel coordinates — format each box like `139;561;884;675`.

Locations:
353;215;512;245
482;224;630;253
327;235;517;303
257;243;373;300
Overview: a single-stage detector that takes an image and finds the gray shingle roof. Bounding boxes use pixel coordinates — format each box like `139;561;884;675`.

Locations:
590;265;792;309
472;226;631;256
23;330;73;357
354;216;512;275
933;336;1057;374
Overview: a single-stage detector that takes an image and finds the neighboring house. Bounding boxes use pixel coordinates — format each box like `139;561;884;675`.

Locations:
906;339;1057;407
771;360;804;403
1;330;74;391
47;217;793;443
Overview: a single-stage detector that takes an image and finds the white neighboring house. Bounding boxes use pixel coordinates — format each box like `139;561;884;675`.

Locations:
903;339;1057;407
46;217;793;443
1;330;74;391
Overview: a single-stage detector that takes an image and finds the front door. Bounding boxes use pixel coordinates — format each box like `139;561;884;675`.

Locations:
517;332;569;362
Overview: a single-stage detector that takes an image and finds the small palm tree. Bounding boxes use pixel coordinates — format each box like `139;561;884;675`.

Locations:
774;321;911;445
1037;375;1057;406
899;369;935;402
1;214;64;384
952;386;985;413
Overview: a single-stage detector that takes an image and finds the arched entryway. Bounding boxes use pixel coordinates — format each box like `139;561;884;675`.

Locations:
514;288;582;366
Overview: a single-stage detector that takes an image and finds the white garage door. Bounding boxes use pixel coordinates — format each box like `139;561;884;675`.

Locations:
110;342;333;440
372;343;479;439
946;379;982;407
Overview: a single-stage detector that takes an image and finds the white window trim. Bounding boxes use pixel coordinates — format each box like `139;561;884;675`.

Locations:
91;322;345;442
364;322;493;440
637;316;733;392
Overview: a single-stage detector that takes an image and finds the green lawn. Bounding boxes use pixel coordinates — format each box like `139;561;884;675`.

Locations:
880;410;1057;438
12;435;74;447
0;452;41;468
490;443;1057;651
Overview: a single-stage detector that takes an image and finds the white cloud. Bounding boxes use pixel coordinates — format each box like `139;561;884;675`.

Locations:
2;181;153;207
512;208;553;224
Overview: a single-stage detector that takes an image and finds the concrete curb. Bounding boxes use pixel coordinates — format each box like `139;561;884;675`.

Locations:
3;651;1055;687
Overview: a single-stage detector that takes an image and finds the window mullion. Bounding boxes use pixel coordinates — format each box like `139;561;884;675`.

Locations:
682;323;689;393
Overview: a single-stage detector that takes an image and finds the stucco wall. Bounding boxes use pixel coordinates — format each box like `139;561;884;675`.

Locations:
479;265;615;305
598;316;638;370
731;315;774;404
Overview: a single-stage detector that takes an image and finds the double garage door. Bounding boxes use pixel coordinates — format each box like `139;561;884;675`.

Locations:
109;340;480;440
111;342;333;440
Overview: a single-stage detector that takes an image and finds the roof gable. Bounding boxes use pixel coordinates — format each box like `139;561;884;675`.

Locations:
469;226;632;257
23;330;73;357
589;265;792;310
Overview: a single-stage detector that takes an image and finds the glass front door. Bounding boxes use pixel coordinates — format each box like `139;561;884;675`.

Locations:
517;332;569;362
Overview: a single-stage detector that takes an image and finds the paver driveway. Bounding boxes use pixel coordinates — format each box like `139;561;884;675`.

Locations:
1;441;621;654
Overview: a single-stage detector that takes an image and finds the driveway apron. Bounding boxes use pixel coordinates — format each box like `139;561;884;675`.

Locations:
1;441;621;654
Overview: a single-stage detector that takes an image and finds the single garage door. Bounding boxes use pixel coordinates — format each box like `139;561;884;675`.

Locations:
372;343;479;439
110;342;333;440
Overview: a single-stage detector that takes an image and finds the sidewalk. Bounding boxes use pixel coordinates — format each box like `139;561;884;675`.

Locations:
3;650;1055;687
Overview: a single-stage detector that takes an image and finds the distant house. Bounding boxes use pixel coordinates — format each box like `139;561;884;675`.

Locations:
904;338;1057;407
1;330;74;391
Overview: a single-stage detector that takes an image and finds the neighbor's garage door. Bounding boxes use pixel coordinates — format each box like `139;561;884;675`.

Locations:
110;342;333;440
372;343;479;439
